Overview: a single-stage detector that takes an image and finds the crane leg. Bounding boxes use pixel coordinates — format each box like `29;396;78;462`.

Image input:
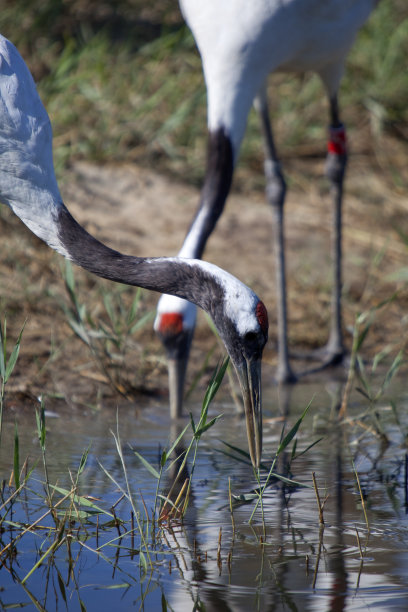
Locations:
288;96;347;367
256;89;347;378
255;91;296;383
323;96;347;363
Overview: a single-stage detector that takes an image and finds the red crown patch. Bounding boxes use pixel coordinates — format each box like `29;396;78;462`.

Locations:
256;301;268;336
158;313;184;335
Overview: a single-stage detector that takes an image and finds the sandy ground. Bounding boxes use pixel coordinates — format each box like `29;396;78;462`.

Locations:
1;151;407;411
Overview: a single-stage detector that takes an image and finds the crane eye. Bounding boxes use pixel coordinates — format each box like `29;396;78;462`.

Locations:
244;331;257;345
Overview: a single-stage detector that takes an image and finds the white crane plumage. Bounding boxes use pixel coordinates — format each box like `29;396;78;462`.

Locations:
155;0;378;414
0;34;268;469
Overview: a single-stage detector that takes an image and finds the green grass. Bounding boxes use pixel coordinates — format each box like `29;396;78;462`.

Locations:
1;0;407;189
60;260;156;397
0;317;25;445
1;350;312;605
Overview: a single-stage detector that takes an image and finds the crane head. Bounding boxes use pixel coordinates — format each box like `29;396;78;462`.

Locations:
154;274;268;470
212;295;268;469
153;259;269;470
154;295;197;419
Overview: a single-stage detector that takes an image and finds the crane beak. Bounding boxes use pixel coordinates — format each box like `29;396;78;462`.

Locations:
234;357;262;469
168;355;188;419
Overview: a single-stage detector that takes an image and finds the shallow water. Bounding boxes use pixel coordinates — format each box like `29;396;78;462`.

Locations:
1;372;408;611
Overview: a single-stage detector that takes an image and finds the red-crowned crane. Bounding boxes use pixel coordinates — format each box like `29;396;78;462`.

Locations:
0;35;268;469
154;0;378;416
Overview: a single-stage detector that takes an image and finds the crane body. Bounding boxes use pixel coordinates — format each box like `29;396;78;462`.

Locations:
155;0;378;406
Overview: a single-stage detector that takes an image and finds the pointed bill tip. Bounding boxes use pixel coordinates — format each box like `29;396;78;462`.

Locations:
168;356;188;419
235;358;262;470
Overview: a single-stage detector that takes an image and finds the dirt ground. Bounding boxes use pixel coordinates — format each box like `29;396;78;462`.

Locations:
1;147;407;412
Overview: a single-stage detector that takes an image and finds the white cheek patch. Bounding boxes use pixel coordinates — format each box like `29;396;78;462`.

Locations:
182;259;260;336
224;287;259;336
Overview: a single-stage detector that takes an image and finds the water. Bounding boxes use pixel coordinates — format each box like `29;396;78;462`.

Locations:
1;373;408;611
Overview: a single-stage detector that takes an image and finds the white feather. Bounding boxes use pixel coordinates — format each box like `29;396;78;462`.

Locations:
180;0;375;154
0;35;68;257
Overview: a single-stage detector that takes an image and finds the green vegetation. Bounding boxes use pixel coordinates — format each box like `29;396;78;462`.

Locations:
0;304;407;608
0;318;25;445
1;0;407;188
61;260;155;397
0;348;314;607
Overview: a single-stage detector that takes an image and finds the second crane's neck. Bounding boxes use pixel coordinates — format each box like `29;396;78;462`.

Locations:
179;126;234;260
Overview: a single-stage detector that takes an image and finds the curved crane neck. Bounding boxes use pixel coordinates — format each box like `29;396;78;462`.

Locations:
56;203;224;315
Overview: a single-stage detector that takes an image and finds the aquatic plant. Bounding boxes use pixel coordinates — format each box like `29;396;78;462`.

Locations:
61;260;154;397
0;318;25;446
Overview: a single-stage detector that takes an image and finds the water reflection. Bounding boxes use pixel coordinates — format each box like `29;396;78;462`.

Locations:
1;375;408;610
